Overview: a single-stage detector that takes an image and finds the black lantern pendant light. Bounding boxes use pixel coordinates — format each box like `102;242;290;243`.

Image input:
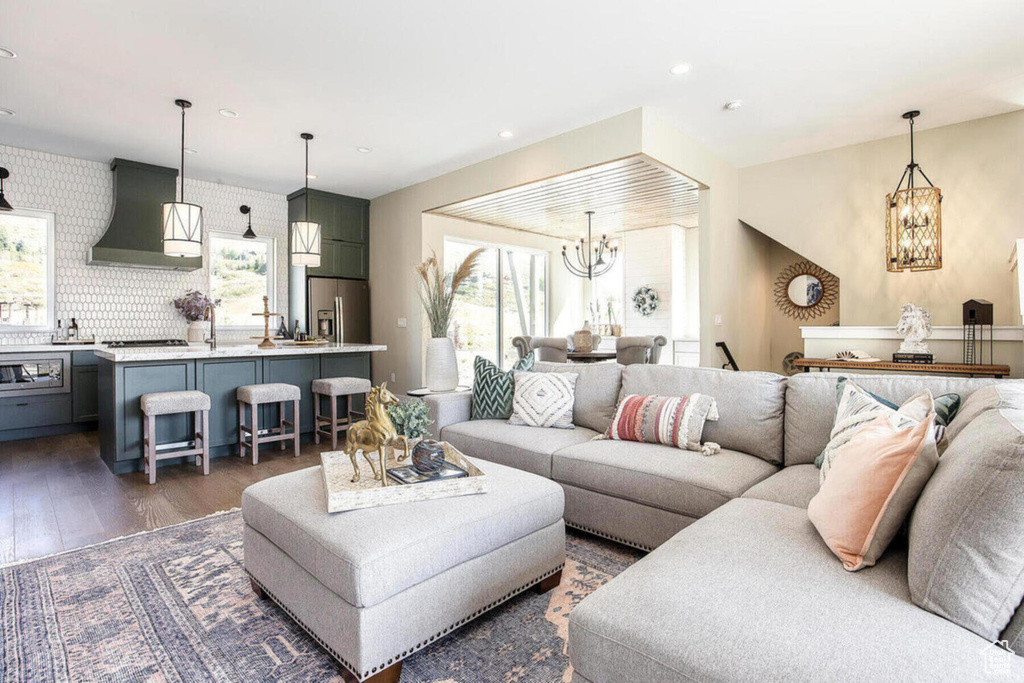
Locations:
290;133;321;267
240;205;256;239
0;168;12;211
886;110;942;272
162;99;204;257
562;211;619;280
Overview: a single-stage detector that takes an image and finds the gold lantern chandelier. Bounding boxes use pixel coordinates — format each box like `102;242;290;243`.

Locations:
886;110;942;272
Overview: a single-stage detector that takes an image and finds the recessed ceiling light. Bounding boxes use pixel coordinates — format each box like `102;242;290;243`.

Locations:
724;100;743;111
0;108;15;117
356;147;372;153
218;108;239;118
0;47;16;59
183;147;198;154
498;130;514;139
306;173;317;179
669;63;691;75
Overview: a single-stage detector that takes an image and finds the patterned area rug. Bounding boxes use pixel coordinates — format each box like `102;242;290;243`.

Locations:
0;510;643;682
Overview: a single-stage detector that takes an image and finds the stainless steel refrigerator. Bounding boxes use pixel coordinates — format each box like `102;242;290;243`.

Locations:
307;277;370;343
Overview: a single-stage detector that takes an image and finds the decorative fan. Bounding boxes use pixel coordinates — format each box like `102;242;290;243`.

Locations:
782;351;804;376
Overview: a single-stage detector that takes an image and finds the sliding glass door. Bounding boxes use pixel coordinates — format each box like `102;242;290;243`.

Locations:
445;237;548;382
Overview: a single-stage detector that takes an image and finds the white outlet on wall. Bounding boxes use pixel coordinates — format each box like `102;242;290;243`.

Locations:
397;318;407;328
390;372;396;382
714;314;722;326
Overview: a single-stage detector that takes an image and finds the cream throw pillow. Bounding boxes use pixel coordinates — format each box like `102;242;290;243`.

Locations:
809;414;939;571
819;381;934;484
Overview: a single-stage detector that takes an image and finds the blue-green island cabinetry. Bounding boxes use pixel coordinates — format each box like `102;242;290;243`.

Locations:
97;351;372;474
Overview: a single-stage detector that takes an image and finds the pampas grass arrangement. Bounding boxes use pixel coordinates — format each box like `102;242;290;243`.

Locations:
416;247;486;338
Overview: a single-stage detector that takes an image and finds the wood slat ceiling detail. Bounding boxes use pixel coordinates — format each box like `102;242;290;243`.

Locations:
428;155;701;240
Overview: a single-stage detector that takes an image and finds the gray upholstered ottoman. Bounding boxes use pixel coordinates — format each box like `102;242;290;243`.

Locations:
242;458;565;682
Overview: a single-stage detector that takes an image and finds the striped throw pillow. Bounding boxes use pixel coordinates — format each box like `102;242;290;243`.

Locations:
605;394;720;455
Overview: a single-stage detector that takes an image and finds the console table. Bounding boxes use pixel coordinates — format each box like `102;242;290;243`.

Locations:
795;358;1011;378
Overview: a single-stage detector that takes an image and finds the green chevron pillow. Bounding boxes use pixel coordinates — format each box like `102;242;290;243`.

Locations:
471;352;535;420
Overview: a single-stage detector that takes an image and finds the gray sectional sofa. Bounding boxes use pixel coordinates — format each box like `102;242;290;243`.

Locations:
424;362;1024;681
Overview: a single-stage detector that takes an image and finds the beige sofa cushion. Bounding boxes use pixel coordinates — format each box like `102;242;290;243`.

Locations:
945;383;1024;442
909;408;1024;642
441;419;599;478
620;365;786;464
533;361;622;433
784;373;1004;466
567;499;1024;683
741;464;820;509
552;439;777;519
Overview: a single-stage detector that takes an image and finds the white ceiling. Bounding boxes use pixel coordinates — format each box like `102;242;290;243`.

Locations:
431;155;700;238
0;1;1021;200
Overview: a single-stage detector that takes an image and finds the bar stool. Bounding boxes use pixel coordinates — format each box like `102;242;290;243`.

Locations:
140;390;211;485
312;377;372;450
237;383;301;464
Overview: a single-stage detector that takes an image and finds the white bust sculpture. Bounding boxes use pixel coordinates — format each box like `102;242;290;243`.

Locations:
896;303;933;354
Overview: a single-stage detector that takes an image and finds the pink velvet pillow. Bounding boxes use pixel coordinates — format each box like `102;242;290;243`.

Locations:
808;414;939;571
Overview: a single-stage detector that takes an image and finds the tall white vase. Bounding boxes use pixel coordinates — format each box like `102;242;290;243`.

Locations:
425;337;459;392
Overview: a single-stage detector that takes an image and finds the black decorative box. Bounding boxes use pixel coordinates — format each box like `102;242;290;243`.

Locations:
892;352;934;364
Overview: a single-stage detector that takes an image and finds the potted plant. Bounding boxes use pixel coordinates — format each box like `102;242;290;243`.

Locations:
416;247;485;391
173;290;219;344
385;398;434;463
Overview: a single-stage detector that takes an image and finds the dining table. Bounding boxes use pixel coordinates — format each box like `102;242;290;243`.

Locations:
567;351;617;363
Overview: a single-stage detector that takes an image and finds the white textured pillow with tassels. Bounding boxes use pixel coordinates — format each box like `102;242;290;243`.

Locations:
509;371;578;429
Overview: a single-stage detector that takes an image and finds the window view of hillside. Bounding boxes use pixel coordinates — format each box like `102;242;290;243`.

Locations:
0;212;50;328
209;234;272;326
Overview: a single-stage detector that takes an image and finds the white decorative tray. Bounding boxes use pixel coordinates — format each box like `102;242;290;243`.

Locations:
320;442;487;513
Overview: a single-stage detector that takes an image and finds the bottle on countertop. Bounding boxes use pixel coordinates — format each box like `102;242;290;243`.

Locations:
67;318;79;341
53;320;63;343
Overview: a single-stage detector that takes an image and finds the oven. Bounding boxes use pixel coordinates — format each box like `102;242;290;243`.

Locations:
0;352;71;397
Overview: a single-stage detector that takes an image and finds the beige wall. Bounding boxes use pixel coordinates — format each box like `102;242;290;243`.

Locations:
766;242;840;375
369;109;644;394
642;110;772;372
739;109;1024;328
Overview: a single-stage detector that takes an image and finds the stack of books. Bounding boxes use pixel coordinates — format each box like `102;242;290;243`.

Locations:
892;352;934;364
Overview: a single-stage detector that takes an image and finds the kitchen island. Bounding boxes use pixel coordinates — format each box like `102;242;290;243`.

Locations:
96;342;386;474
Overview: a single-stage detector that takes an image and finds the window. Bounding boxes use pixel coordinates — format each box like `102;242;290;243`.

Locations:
445;237;548;382
0;209;55;330
208;232;275;327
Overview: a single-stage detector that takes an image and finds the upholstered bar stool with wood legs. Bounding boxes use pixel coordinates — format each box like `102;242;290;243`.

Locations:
312;377;372;450
237;383;301;464
140;390;211;485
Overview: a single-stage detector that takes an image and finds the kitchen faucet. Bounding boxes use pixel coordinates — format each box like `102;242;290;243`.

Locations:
204;304;217;350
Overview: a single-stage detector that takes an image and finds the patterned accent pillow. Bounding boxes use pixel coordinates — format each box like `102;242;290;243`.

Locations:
605;394;721;455
834;377;960;426
509;371;578;429
471;352;535;420
817;380;934;482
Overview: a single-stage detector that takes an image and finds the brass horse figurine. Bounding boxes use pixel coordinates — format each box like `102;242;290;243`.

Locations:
345;383;402;485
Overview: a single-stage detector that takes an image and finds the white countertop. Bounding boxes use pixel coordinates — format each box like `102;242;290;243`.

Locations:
0;342;106;353
93;341;386;362
0;341;385;361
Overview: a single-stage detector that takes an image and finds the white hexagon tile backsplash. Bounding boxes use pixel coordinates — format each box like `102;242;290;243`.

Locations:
0;144;289;345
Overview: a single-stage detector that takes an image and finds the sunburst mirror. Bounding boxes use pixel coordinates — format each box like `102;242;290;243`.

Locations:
773;261;838;320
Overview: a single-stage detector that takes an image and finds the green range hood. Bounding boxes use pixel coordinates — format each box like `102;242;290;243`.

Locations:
88;158;202;271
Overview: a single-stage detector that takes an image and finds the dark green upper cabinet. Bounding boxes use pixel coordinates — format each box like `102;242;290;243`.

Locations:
288;188;370;280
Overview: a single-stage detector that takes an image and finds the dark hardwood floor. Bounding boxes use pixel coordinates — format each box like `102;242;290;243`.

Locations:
0;431;327;565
